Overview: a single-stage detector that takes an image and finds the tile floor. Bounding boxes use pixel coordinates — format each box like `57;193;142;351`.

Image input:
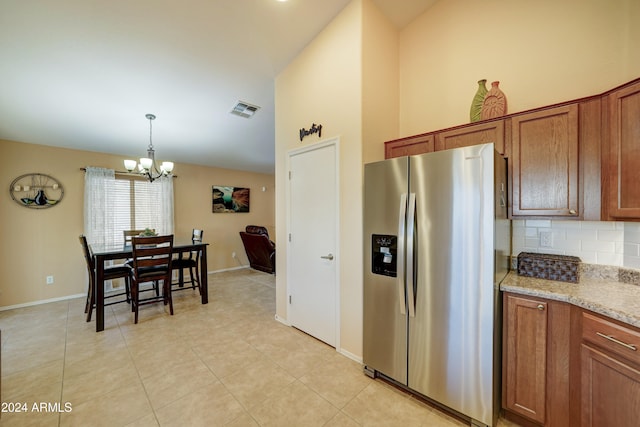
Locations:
0;269;520;427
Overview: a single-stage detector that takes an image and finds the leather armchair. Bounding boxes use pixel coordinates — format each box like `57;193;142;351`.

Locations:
239;225;276;274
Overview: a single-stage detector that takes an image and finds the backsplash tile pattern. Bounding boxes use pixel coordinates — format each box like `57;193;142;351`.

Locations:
624;222;640;269
512;220;625;266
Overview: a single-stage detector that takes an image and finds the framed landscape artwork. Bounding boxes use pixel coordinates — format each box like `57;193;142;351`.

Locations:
212;186;250;213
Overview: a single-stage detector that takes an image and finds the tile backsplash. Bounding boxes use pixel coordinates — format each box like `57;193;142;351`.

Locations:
512;220;640;269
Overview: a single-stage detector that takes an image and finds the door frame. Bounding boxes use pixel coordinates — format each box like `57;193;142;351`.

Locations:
286;137;341;350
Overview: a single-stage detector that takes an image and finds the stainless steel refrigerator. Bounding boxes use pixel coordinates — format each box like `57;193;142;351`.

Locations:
363;143;511;427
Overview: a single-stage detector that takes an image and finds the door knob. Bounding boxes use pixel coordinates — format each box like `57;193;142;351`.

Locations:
320;254;334;260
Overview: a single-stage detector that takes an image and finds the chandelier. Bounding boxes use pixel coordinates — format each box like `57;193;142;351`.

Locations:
124;113;174;182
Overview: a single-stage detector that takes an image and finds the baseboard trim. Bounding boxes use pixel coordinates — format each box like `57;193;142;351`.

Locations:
210;265;249;274
274;314;291;326
0;266;252;311
0;293;85;312
338;348;363;364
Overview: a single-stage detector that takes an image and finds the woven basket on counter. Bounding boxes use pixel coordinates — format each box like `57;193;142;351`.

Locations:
517;252;581;283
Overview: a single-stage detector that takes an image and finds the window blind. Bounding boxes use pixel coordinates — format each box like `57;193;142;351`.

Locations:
112;176;164;245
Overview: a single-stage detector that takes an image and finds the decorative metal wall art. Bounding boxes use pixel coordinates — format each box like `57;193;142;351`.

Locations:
10;173;64;209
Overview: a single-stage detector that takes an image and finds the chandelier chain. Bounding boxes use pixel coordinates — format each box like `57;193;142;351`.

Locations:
147;114;155;151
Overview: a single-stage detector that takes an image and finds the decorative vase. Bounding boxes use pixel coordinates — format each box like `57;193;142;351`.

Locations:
481;81;507;120
470;79;488;122
34;189;48;205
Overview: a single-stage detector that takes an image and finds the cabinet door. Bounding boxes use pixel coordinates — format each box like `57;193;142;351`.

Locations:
384;134;434;159
435;120;505;155
511;105;579;217
504;294;548;424
606;81;640;219
581;344;640;427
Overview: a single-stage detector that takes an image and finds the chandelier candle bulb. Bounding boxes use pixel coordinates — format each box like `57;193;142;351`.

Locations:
124;160;137;172
161;162;174;173
140;157;153;170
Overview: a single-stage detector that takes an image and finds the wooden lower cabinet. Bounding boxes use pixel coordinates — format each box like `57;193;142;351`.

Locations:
502;293;571;427
504;295;640;427
581;345;640;427
504;294;547;424
580;311;640;427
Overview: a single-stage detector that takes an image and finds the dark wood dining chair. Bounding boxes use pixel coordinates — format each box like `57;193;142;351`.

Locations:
171;229;203;294
123;229;154;244
129;234;174;324
79;235;131;322
123;228;159;294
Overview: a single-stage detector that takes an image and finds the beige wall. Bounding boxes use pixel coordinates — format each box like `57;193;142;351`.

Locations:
275;0;363;358
362;0;399;165
0;139;274;308
399;0;640;136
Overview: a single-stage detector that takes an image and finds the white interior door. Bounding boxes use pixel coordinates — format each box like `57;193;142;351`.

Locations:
288;139;339;347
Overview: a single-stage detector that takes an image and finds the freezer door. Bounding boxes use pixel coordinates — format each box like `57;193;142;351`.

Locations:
363;157;409;385
408;143;497;426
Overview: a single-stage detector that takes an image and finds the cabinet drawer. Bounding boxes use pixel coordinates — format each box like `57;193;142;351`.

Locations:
582;312;640;366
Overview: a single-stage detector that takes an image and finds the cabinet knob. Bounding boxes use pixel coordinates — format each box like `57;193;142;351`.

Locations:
569;209;577;215
537;304;545;311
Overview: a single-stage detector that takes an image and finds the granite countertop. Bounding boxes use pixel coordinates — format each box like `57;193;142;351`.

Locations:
501;269;640;329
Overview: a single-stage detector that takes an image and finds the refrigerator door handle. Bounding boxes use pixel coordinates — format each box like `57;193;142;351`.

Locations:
406;193;416;318
397;193;407;315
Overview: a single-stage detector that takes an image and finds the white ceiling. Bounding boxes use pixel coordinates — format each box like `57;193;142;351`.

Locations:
0;0;436;174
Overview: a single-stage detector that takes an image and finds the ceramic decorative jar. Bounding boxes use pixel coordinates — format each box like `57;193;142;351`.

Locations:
470;79;488;122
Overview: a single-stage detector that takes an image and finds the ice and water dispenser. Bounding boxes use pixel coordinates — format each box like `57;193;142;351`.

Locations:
371;234;397;277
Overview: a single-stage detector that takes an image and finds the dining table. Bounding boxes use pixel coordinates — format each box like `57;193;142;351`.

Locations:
89;238;209;332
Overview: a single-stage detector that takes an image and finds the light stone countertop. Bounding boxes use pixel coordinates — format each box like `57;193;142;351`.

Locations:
501;271;640;329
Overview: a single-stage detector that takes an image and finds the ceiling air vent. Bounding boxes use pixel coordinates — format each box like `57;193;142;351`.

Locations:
230;101;260;119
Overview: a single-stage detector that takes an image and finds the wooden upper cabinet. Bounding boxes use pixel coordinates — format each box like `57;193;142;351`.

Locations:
605;80;640;219
385;134;434;159
381;78;640;220
511;105;580;217
435;120;505;155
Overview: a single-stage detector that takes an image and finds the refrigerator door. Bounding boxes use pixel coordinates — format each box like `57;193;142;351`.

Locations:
363;156;409;384
408;143;496;426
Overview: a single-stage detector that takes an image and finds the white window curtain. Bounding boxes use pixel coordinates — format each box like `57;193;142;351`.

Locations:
84;167;174;245
156;175;174;235
83;167;116;245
